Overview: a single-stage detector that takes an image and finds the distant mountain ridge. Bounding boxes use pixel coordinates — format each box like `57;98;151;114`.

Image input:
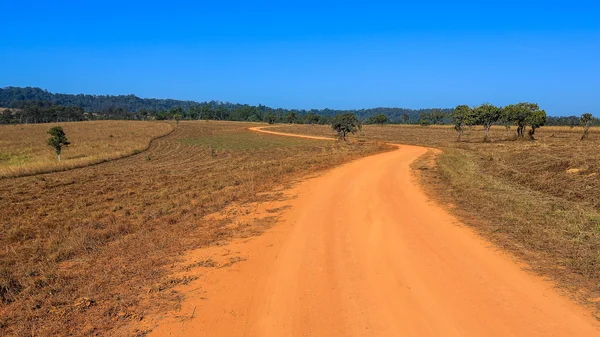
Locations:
0;86;450;122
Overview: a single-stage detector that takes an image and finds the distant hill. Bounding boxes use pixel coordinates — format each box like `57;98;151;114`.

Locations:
0;86;204;112
0;86;448;123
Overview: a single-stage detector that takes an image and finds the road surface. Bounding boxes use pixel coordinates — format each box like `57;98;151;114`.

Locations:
149;127;600;337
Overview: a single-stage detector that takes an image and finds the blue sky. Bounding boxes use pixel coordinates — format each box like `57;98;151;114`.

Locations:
1;1;599;115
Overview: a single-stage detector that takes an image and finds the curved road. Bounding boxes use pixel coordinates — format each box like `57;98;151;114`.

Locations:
150;127;600;337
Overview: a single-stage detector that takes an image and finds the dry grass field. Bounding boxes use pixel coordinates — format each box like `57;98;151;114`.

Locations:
0;121;391;336
274;124;600;311
0;121;174;178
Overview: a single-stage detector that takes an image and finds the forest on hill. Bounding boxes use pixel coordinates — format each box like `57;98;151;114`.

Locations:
0;87;449;124
0;86;596;126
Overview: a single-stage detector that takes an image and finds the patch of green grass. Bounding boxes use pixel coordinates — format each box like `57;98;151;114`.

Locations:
0;153;30;166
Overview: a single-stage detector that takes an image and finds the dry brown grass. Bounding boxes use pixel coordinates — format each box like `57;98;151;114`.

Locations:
0;120;391;336
0;121;173;178
274;123;600;312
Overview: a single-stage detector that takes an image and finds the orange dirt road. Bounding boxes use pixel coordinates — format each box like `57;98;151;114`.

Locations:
149;127;600;337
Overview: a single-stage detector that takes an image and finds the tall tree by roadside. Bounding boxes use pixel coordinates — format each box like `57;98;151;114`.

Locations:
526;109;547;140
429;108;446;125
331;113;360;141
580;113;593;140
451;105;474;141
474;103;501;141
47;126;70;161
368;113;388;125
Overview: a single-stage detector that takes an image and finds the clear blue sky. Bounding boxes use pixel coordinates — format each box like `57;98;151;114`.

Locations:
1;1;599;115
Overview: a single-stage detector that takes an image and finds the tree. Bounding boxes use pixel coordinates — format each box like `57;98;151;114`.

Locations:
429;108;446;125
304;112;320;124
199;104;213;120
525;109;547;140
499;107;513;138
173;113;182;125
285;112;298;124
401;113;410;124
368;113;388;126
331;113;360;140
263;112;277;124
474;103;501;141
580;113;593;140
451;105;474;141
47;126;70;161
419;112;430;126
504;103;541;138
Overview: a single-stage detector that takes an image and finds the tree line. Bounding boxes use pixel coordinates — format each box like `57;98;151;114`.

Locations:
0;87;597;129
0;86;451;124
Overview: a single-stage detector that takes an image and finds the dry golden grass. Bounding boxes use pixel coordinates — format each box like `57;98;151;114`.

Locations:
274;123;600;312
0;121;391;336
0;121;174;178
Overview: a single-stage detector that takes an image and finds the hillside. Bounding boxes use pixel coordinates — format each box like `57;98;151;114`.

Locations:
0;86;447;122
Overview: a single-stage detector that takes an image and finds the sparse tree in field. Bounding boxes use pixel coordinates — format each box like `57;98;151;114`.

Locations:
401;113;410;124
331;113;360;141
429;108;446;125
419;112;430;126
499;107;513;138
451;105;474;141
580;113;593;140
173;113;182;126
368;113;388;126
525;109;547;140
474;103;501;141
503;103;540;138
47;126;70;161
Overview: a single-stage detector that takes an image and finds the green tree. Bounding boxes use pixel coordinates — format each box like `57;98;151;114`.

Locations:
504;103;541;138
474;103;501;141
401;113;410;124
285;112;298;124
499;107;513;138
368;113;388;125
263;112;277;124
46;126;70;161
247;114;260;122
304;112;320;124
199;104;213;120
525;109;547;140
173;113;183;125
580;113;594;140
451;105;474;141
429;108;446;125
188;105;200;120
419;112;430;126
331;113;360;140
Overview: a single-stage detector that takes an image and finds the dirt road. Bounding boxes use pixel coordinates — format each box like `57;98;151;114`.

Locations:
148;127;600;336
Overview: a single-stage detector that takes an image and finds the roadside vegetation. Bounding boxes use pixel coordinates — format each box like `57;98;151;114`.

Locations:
274;120;600;313
0;121;391;336
0;121;173;178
